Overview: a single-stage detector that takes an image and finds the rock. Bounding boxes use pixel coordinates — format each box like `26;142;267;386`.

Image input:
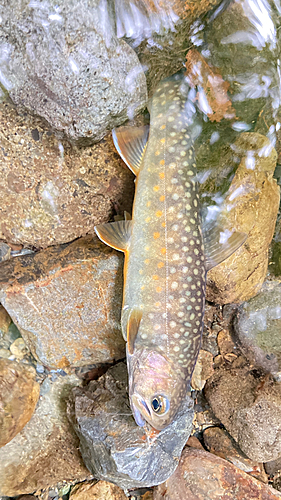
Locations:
153;448;281;499
69;480;127;500
191;349;214;391
186;436;204;450
69;362;194;490
234;280;281;379
0;372;89;496
0;306;11;336
204;360;281;462
265;457;281;491
203;426;268;483
206;133;279;304
9;337;29;360
0;236;125;369
0;100;135;248
0;359;40;448
0;1;147;143
0;242;11;262
0;348;11;359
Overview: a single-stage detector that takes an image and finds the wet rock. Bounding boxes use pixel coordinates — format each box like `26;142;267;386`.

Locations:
0;100;135;248
0;242;11;262
203;426;268;483
0;236;125;369
0;306;11;336
265;457;281;491
69;480;126;500
204;361;281;462
0;359;40;448
69;362;194;490
206;133;279;304
191;349;214;391
153;448;281;499
234;280;281;379
0;1;147;142
0;373;89;496
186;435;204;450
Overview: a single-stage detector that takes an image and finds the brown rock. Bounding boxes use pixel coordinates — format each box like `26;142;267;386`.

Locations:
191;349;214;391
0;100;134;248
186;436;204;450
204;363;281;462
206;133;279;304
0;373;89;496
0;359;40;448
0;236;125;369
0;305;11;335
203;426;268;483
70;480;127;500
153;448;281;499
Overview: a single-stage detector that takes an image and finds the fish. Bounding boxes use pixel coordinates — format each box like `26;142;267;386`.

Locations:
95;71;245;431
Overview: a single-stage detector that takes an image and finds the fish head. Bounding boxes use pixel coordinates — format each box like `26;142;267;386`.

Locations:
127;347;186;430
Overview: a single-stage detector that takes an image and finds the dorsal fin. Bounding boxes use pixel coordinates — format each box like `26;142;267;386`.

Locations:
127;308;142;355
94;220;132;252
112;125;149;175
203;222;247;271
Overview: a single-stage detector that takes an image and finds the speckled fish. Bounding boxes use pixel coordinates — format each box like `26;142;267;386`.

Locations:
95;72;245;430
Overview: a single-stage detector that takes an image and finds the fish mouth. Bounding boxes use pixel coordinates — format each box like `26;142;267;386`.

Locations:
131;394;151;427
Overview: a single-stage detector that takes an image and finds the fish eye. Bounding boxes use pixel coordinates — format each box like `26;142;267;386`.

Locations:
151;395;170;415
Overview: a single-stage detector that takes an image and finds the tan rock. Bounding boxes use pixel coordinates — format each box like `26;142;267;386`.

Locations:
0;100;134;248
0;359;40;448
9;338;29;360
0;236;125;369
191;349;214;391
207;133;280;304
70;480;127;500
0;373;89;496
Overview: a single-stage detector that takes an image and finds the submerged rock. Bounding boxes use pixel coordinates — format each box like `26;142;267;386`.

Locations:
191;349;214;391
0;359;40;448
153;448;281;499
203;427;268;483
206;133;279;304
0;373;89;496
0;0;147;142
0;100;134;248
204;360;281;463
69;362;194;490
234;281;281;379
0;237;125;369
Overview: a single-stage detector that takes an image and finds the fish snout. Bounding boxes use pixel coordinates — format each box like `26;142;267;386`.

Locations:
131;394;151;427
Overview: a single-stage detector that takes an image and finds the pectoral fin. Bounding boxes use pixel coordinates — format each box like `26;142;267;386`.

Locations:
203;222;247;271
94;220;132;252
112;125;149;175
127;308;143;355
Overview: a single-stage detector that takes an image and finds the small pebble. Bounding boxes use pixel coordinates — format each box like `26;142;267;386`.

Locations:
0;348;11;359
10;338;29;360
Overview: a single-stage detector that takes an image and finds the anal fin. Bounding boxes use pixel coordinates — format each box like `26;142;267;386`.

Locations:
95;220;132;252
127;308;142;355
112;125;149;176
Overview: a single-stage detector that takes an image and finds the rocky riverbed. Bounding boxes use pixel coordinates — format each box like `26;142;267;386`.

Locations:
1;0;281;499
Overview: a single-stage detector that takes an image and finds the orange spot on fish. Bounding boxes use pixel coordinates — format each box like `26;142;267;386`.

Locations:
145;216;151;223
147;201;151;207
141;285;145;290
160;124;166;130
155;150;160;156
139;269;144;274
162;222;166;227
159;172;165;179
160;138;165;144
153;232;160;239
155;302;161;307
159;195;165;202
156;286;162;293
153;185;160;192
160;159;165;165
161;247;166;254
144;259;150;264
156;210;163;217
157;262;164;268
153;275;159;280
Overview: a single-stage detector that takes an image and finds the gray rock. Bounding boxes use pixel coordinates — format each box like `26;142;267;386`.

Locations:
69;362;194;490
234;280;281;379
0;372;89;496
0;0;147;142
